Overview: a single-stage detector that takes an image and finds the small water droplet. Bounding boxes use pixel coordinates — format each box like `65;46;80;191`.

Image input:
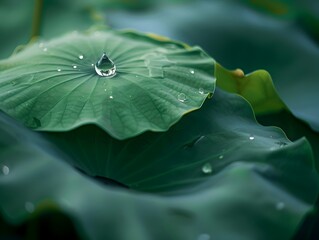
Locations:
190;69;195;74
57;68;61;72
249;135;255;140
78;55;84;60
73;65;77;69
43;48;47;52
38;42;44;48
104;89;107;92
202;163;212;174
276;202;285;210
198;88;206;94
197;233;211;240
109;96;114;99
91;63;94;67
178;93;187;103
219;155;224;159
275;141;288;147
25;202;35;213
2;165;9;175
95;53;116;77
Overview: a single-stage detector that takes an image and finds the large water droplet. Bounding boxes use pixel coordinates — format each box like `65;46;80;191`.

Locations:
178;93;187;102
197;233;211;240
25;202;35;213
95;53;116;77
2;165;9;175
276;202;285;210
202;163;212;174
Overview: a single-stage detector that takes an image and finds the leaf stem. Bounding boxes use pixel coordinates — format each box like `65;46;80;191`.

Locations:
31;0;43;39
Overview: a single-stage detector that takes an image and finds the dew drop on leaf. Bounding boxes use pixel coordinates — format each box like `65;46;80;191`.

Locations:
275;141;288;148
219;155;224;159
178;93;187;102
199;88;205;94
95;53;116;78
73;65;77;69
202;163;212;174
249;135;255;140
2;165;9;175
190;69;195;74
78;55;84;60
57;68;61;72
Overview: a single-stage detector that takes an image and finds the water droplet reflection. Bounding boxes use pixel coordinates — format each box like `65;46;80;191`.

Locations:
202;163;212;174
178;93;187;103
198;88;205;94
2;165;9;175
249;135;255;140
95;53;116;77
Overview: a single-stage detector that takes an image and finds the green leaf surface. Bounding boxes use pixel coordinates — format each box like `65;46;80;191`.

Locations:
257;110;319;239
106;0;319;132
1;89;317;240
0;29;216;140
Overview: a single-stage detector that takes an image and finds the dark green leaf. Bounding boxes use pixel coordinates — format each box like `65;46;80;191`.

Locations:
1;90;316;239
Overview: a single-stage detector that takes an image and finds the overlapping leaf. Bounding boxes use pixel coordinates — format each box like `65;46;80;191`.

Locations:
1;89;317;240
106;0;319;132
0;29;216;139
